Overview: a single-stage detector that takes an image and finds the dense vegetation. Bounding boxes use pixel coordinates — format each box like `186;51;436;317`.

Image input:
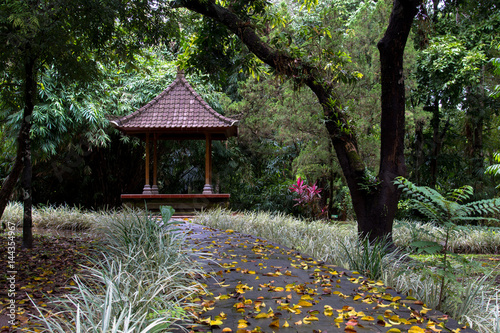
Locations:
1;1;499;331
1;0;499;241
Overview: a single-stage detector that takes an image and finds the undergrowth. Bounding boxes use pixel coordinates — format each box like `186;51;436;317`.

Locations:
28;207;203;332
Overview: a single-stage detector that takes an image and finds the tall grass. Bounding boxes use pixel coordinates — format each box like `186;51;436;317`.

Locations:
197;208;500;333
30;208;203;332
340;235;402;281
1;202;104;231
394;219;500;254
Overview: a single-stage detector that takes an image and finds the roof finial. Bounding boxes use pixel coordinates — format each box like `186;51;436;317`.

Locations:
177;67;185;78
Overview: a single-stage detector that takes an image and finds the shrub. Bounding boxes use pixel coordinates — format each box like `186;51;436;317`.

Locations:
289;177;323;219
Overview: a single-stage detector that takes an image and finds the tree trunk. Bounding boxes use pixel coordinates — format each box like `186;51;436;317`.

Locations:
21;56;36;248
0;58;37;230
414;118;425;185
358;0;418;241
177;0;420;241
21;129;33;249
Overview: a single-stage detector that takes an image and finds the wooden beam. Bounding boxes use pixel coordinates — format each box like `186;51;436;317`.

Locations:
143;133;152;194
152;134;159;194
203;133;213;194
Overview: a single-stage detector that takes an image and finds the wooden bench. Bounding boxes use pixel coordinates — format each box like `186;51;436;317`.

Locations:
121;194;230;215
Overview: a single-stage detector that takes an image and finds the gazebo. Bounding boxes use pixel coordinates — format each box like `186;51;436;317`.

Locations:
111;69;238;213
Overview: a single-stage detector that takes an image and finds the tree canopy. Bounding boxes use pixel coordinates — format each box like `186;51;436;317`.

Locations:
1;0;499;244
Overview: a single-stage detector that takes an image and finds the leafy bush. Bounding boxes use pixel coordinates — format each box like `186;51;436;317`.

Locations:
289;177;323;219
394;177;500;311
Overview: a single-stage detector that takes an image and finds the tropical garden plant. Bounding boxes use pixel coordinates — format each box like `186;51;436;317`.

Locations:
393;176;500;310
289;177;323;219
486;152;500;188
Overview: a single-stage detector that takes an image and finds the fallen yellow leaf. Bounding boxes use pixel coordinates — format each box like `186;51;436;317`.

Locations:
297;300;313;307
269;319;280;328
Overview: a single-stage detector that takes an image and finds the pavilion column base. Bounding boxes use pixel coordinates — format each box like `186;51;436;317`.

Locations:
202;184;213;194
151;185;159;194
142;185;153;194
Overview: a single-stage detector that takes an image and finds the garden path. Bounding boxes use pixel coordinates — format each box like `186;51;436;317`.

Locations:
174;221;476;333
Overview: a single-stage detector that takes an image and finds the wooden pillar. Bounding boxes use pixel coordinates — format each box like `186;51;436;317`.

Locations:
142;133;152;194
151;133;159;194
202;133;213;194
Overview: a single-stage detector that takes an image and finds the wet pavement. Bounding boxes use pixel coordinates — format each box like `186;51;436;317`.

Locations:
175;221;476;333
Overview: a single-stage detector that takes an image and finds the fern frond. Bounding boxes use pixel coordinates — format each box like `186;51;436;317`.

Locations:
395;177;500;226
462;198;500;217
446;185;473;203
485;152;500;176
410;200;442;221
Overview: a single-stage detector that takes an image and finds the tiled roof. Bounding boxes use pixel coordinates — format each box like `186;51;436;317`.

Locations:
111;70;238;139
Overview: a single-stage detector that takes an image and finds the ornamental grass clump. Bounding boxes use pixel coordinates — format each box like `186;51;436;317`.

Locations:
339;235;402;281
1;202;23;227
1;202;102;231
31;207;203;333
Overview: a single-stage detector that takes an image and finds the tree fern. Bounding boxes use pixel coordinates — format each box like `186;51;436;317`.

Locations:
394;177;500;226
394;177;500;311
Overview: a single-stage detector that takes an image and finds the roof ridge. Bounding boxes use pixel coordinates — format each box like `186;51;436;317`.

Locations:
117;76;182;125
111;70;238;139
178;76;237;126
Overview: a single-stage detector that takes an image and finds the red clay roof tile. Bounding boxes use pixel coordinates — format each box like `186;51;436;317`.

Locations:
111;70;238;139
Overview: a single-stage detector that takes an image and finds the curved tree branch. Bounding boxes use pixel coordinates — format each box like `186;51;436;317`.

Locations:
175;0;421;240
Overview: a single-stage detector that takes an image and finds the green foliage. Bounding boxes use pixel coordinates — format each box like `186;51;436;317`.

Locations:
159;205;176;224
223;75;342;215
405;0;500;194
492;46;500;98
0;123;15;181
394;176;500;311
394;176;500;226
486;152;500;179
339;235;398;281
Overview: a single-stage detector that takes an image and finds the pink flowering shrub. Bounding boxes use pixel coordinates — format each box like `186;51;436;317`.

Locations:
289;177;323;219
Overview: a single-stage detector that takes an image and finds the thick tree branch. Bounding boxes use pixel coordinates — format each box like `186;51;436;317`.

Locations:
176;0;421;241
175;0;363;177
